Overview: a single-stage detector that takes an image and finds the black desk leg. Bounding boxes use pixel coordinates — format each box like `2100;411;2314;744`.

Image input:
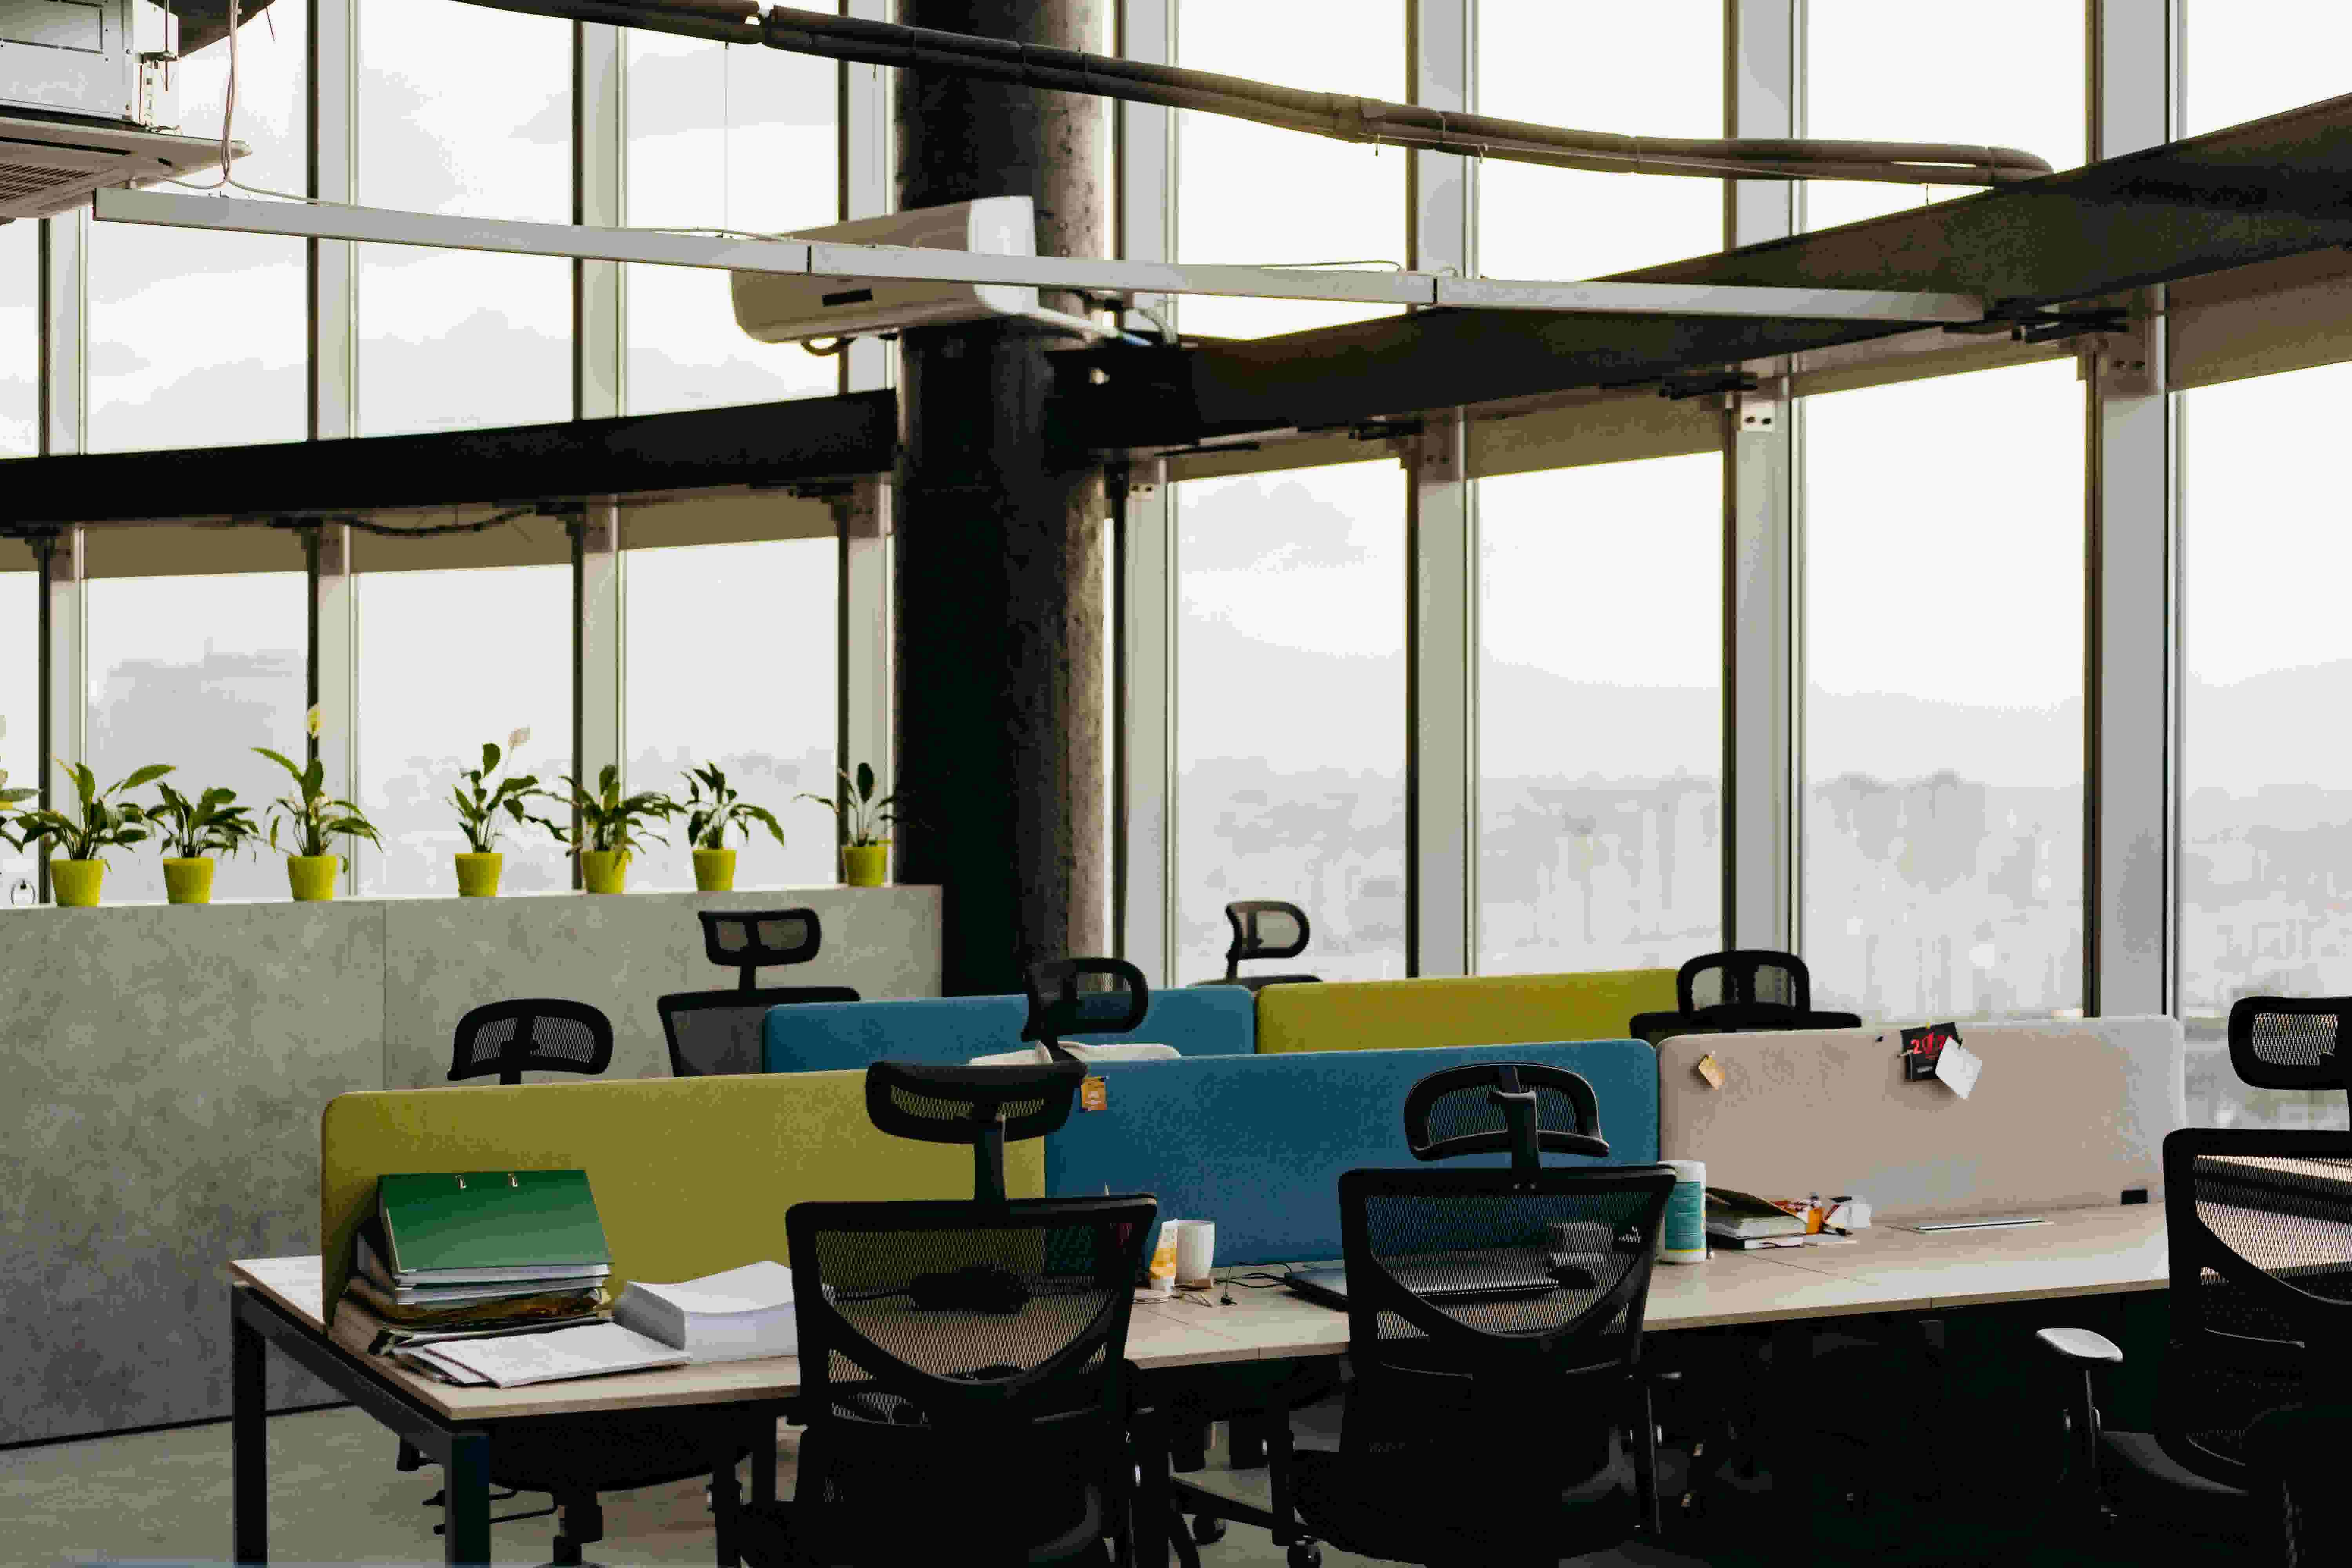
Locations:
231;1302;267;1567
1135;1411;1172;1568
443;1431;492;1568
751;1412;777;1508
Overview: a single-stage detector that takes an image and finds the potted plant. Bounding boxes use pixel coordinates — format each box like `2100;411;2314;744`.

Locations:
11;760;172;907
256;745;382;902
556;764;679;895
799;762;896;887
448;730;555;897
0;766;32;847
148;782;260;905
679;763;786;893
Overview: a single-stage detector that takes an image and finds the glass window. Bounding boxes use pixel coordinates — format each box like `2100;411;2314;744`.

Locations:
2180;364;2352;1129
1802;359;2085;1020
1;222;34;456
1477;0;1722;281
85;572;308;903
2185;1;2352;135
88;7;306;453
1803;1;2085;232
1175;462;1406;980
624;33;839;415
1479;455;1721;972
623;538;838;890
1;568;34;900
356;0;571;435
358;566;574;896
1175;0;1405;340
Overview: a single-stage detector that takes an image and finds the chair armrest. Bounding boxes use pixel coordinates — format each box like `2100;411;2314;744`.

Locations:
2035;1327;2123;1368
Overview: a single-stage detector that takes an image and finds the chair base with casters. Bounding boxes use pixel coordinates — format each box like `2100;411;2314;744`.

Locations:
1142;1359;1343;1568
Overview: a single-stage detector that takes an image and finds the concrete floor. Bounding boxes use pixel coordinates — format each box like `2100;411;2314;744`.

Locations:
0;1404;1713;1568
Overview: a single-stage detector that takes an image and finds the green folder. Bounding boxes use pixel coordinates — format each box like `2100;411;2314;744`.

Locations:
377;1169;613;1286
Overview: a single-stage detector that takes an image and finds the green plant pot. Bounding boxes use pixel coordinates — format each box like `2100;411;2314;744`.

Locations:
842;842;888;888
581;848;630;895
287;855;341;902
454;852;503;898
692;847;736;893
50;858;105;907
162;857;216;906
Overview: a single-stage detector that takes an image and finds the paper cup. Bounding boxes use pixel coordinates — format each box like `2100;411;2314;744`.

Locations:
1167;1219;1217;1289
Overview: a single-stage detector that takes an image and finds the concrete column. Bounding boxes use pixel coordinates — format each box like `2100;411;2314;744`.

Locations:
894;0;1109;994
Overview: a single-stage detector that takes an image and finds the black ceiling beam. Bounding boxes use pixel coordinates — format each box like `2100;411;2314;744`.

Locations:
1071;94;2352;451
0;391;895;530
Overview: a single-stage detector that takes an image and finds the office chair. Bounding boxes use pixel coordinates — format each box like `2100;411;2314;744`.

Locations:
1289;1164;1680;1566
732;1191;1157;1568
1627;1000;1864;1047
2038;1129;2352;1552
660;908;860;1076
1677;949;1813;1013
1404;1061;1611;1170
1194;900;1321;992
696;907;826;991
1024;956;1152;1059
2227;996;2352;1121
446;998;614;1086
2246;1401;2352;1564
864;1056;1088;1203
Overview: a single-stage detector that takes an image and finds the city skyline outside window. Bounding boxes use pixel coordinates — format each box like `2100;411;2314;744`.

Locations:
357;564;574;897
1174;0;1404;341
1478;455;1721;974
1175;461;1407;982
87;2;305;454
356;0;571;436
85;570;308;905
622;538;839;891
623;31;839;416
2180;362;2352;1131
2;212;38;455
1802;359;2086;1022
1477;0;1722;282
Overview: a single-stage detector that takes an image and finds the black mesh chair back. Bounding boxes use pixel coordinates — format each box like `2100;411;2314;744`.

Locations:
864;1059;1087;1204
779;1193;1156;1566
1404;1062;1609;1172
2247;1401;2352;1565
698;907;822;991
657;986;862;1077
2157;1129;2352;1490
1628;1001;1864;1045
1205;899;1320;991
1677;949;1812;1014
1021;957;1150;1058
2228;997;2352;1117
1293;1165;1677;1563
447;999;614;1086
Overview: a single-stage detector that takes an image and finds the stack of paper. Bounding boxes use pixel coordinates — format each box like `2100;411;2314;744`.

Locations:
392;1323;690;1388
612;1261;800;1363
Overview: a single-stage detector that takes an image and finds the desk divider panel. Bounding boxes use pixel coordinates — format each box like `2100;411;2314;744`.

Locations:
1654;1016;2185;1220
1254;970;1678;1056
319;1073;1045;1310
763;985;1255;1072
1045;1040;1660;1266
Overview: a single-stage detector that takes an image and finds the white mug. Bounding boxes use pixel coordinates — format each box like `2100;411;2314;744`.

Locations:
1164;1219;1217;1288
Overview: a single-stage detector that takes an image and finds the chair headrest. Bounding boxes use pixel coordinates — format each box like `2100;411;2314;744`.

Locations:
1021;957;1150;1049
2227;997;2352;1093
698;907;821;973
1224;901;1310;964
864;1059;1087;1147
1403;1062;1610;1166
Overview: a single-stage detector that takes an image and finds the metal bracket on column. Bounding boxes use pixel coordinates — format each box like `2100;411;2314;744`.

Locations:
1734;384;1784;433
2085;316;2160;400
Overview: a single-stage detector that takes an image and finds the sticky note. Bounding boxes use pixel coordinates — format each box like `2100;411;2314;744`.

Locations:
1694;1053;1725;1090
1935;1041;1983;1100
1079;1075;1109;1113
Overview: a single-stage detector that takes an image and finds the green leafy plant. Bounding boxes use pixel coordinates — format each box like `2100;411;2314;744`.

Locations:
451;731;559;853
0;766;34;849
681;763;785;852
149;782;260;861
798;762;897;847
555;764;679;856
13;760;172;861
255;748;383;859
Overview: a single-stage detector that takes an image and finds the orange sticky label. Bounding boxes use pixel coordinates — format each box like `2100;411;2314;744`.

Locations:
1695;1053;1725;1089
1079;1075;1108;1112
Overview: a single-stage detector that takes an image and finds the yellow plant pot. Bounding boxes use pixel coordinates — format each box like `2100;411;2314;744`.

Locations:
842;842;888;888
692;847;736;893
50;858;105;907
162;857;216;906
580;848;630;895
454;852;503;898
287;855;341;902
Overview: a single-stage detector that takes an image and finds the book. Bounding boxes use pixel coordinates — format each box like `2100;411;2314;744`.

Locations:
329;1290;608;1363
355;1219;605;1310
1704;1186;1809;1240
612;1260;800;1363
346;1273;605;1328
408;1322;691;1388
377;1169;613;1287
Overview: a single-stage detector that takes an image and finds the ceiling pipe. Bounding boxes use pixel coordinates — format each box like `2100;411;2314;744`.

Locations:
452;0;2053;187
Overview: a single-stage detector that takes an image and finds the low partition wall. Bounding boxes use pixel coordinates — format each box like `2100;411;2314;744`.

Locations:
0;885;940;1447
1256;969;1679;1055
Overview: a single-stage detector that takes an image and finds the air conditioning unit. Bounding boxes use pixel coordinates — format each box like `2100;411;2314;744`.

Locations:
0;1;262;221
731;194;1040;344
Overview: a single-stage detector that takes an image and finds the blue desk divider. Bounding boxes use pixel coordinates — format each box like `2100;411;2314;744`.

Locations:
763;985;1255;1073
1045;1040;1660;1267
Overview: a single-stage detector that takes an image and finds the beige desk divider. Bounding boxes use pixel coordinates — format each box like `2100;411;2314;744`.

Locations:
1655;1016;2185;1221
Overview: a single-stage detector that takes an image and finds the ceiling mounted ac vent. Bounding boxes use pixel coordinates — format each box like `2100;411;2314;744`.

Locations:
0;114;239;221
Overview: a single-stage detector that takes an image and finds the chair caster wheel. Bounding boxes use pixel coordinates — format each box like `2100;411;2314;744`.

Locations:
1286;1543;1322;1568
1191;1514;1227;1544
